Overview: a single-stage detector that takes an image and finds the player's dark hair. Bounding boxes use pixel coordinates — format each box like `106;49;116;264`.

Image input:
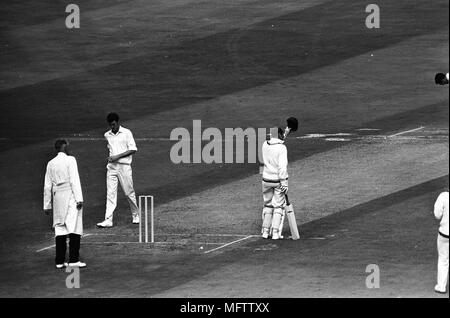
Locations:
106;112;120;123
435;73;446;85
54;139;68;150
278;127;285;139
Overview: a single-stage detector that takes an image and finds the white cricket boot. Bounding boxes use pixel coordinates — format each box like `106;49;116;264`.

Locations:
68;261;87;268
132;215;140;224
272;229;280;240
96;219;113;228
262;228;270;239
55;262;68;269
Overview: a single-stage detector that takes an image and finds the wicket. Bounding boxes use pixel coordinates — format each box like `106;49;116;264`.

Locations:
138;195;154;243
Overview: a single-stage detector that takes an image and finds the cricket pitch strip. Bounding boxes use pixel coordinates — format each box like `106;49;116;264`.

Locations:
36;232;261;255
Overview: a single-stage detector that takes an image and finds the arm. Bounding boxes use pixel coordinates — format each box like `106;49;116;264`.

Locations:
68;157;83;206
108;130;138;162
278;146;289;192
43;164;53;213
434;193;445;220
108;149;137;162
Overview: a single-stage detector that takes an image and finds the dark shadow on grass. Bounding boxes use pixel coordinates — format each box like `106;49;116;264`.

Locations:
114;100;450;212
1;0;448;149
0;99;445;238
300;175;449;237
137;175;448;296
0;96;446;257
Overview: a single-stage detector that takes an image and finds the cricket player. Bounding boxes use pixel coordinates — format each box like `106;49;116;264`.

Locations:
97;112;139;228
44;139;86;268
261;127;289;240
434;190;449;294
435;72;449;85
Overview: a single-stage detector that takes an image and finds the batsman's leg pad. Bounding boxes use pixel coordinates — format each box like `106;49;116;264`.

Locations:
262;206;274;230
271;208;284;234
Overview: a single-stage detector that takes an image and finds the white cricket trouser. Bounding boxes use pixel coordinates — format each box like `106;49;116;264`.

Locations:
261;180;286;231
262;180;286;209
437;233;449;291
105;163;139;221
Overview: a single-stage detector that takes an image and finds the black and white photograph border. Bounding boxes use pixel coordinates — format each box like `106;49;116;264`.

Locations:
0;0;448;306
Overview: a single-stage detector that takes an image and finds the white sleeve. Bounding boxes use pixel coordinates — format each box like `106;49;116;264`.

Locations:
104;133;112;154
127;131;137;151
434;193;445;220
446;73;449;81
69;157;83;202
278;146;288;181
43;164;53;210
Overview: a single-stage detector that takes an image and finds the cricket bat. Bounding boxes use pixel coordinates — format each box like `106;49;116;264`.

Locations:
277;210;286;239
285;194;300;240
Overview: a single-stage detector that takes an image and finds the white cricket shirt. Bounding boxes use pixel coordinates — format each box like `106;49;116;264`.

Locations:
434;191;449;236
104;126;138;165
261;138;288;182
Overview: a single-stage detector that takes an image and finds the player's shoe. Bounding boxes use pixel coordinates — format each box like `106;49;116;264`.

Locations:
272;230;280;240
68;261;87;268
132;215;140;224
96;220;113;228
262;228;270;239
55;263;68;269
435;285;447;294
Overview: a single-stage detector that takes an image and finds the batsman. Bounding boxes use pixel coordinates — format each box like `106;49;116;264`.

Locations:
261;117;298;240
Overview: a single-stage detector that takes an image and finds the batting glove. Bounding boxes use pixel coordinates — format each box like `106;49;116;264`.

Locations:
280;179;288;193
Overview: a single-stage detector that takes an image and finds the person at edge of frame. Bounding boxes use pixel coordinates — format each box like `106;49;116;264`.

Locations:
434;189;449;294
435;72;449;85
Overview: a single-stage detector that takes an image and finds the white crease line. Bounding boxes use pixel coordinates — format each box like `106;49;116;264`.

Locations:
388;126;425;138
36;233;255;252
297;133;354;139
81;241;224;245
361;135;448;141
67;137;172;141
385;136;448;140
66;138;256;142
83;233;120;236
139;233;256;237
84;233;256;237
204;235;257;254
36;234;93;253
36;244;55;253
324;138;351;142
166;233;259;237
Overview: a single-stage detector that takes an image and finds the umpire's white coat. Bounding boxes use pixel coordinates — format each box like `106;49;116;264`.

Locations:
44;152;83;236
